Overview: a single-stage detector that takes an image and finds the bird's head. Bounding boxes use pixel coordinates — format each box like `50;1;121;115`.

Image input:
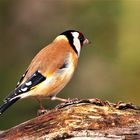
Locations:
55;30;89;57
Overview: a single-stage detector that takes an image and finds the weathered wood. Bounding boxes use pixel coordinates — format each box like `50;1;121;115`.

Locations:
0;98;140;140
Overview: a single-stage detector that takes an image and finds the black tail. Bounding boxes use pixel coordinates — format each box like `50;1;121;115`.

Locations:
0;97;20;115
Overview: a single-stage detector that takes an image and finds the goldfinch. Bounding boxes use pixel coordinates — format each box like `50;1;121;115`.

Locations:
0;30;89;115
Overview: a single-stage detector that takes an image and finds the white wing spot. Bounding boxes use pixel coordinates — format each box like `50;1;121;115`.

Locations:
18;89;22;93
21;87;28;92
33;73;36;76
25;81;32;86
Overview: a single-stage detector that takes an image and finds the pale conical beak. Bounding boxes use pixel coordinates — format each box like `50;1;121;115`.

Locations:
83;38;90;45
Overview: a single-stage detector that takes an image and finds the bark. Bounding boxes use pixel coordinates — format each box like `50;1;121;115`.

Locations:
0;98;140;140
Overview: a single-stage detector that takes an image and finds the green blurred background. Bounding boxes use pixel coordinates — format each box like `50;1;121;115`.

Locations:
0;0;140;129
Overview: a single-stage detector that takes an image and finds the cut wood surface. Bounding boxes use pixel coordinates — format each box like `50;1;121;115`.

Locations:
0;98;140;140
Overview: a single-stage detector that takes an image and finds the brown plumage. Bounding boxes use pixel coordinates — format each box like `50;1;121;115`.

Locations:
0;30;89;115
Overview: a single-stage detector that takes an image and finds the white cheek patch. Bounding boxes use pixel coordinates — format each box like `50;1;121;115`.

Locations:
71;32;81;57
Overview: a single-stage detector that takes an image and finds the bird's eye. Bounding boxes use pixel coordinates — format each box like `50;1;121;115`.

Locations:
78;34;85;44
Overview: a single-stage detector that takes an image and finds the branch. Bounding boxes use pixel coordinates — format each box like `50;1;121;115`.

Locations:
0;98;140;139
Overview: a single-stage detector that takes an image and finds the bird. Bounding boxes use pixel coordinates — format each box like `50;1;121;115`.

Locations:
0;30;89;115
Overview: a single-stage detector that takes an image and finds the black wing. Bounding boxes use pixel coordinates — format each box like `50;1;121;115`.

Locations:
5;71;46;102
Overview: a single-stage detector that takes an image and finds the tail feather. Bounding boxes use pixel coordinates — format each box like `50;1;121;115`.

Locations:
0;97;20;115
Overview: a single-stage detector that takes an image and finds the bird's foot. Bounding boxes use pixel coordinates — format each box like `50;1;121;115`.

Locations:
51;96;69;102
51;96;79;103
55;98;79;108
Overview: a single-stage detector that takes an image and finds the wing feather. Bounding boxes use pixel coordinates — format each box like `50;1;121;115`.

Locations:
5;71;46;102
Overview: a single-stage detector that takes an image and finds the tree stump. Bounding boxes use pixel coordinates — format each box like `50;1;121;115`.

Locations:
0;98;140;140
